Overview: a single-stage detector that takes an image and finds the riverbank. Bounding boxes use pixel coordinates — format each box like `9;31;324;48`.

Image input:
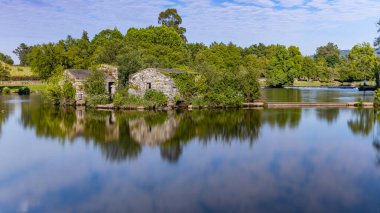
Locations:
96;101;374;110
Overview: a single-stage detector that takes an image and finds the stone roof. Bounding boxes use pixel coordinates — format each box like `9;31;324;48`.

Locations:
160;68;185;74
67;69;91;80
66;69;116;81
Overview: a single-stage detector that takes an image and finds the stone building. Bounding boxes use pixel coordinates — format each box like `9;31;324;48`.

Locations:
64;65;118;103
128;68;183;104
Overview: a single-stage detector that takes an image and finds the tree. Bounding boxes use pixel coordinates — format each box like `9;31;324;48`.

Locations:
265;45;301;87
0;52;14;65
92;28;124;65
301;56;317;80
375;20;380;54
28;43;68;79
315;42;341;67
158;8;187;42
347;42;376;81
13;43;32;66
117;50;143;87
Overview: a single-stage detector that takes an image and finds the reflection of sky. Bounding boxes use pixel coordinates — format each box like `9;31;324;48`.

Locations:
1;105;380;212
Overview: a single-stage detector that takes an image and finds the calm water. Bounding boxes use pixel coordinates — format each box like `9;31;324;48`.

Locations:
1;91;380;212
262;87;374;102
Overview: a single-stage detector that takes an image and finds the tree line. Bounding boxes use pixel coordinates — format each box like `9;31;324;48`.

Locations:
1;9;380;105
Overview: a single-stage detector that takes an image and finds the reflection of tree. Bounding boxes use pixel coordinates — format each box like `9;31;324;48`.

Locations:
0;98;14;134
347;109;375;136
20;101;142;162
316;108;340;124
262;109;301;129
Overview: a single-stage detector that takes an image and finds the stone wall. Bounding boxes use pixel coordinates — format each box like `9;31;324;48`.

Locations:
128;68;180;104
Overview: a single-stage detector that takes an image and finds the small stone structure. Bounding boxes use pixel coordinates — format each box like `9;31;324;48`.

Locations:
128;68;182;104
64;65;118;103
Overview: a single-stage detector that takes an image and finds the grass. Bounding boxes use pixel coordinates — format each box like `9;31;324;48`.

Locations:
0;84;47;93
1;61;37;77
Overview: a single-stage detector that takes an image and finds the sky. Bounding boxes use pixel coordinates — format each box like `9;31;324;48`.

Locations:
1;0;380;63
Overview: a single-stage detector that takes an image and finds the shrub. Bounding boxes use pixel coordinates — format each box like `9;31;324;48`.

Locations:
375;89;380;108
86;94;109;107
113;93;152;108
18;87;30;95
2;87;10;94
61;80;76;105
144;90;168;106
84;68;106;96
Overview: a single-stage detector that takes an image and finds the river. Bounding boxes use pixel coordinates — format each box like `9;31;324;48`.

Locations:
0;89;380;212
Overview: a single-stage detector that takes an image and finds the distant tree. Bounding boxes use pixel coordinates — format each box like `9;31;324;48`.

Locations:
348;42;376;81
158;8;187;42
315;42;341;67
375;20;380;54
13;43;32;66
0;52;14;65
301;56;317;80
244;43;268;57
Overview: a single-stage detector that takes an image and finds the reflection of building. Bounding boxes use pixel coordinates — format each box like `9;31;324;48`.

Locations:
129;115;179;146
65;109;119;142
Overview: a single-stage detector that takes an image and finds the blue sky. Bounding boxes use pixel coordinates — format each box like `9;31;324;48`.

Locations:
1;0;380;63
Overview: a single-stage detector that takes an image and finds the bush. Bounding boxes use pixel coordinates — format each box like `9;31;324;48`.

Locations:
2;87;10;94
84;68;106;96
86;94;109;107
18;87;30;95
113;93;152;108
375;89;380;108
61;80;76;105
144;90;168;106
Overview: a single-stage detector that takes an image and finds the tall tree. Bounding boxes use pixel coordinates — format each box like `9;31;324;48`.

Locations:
158;8;187;42
375;20;380;54
348;42;376;81
315;42;341;67
13;43;32;66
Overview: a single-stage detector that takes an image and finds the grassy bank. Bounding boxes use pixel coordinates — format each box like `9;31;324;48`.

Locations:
0;84;47;93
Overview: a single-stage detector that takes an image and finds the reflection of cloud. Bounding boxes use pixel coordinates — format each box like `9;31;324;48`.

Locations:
129;116;179;146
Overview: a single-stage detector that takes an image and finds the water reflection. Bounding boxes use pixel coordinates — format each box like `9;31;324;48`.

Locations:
5;95;380;212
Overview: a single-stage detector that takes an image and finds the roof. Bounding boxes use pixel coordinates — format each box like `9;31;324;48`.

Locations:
66;69;116;81
67;69;91;80
160;68;185;74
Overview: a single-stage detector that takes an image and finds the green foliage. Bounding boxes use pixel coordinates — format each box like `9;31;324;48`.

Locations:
158;8;187;42
45;74;63;105
117;50;143;87
315;42;341;67
347;42;376;81
86;94;109;107
13;43;32;66
125;25;188;68
18;87;30;95
265;45;302;87
61;80;76;105
375;89;380;108
0;52;14;65
144;90;168;106
113;93;152;107
84;68;106;96
2;87;10;94
0;64;10;81
28;43;67;79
